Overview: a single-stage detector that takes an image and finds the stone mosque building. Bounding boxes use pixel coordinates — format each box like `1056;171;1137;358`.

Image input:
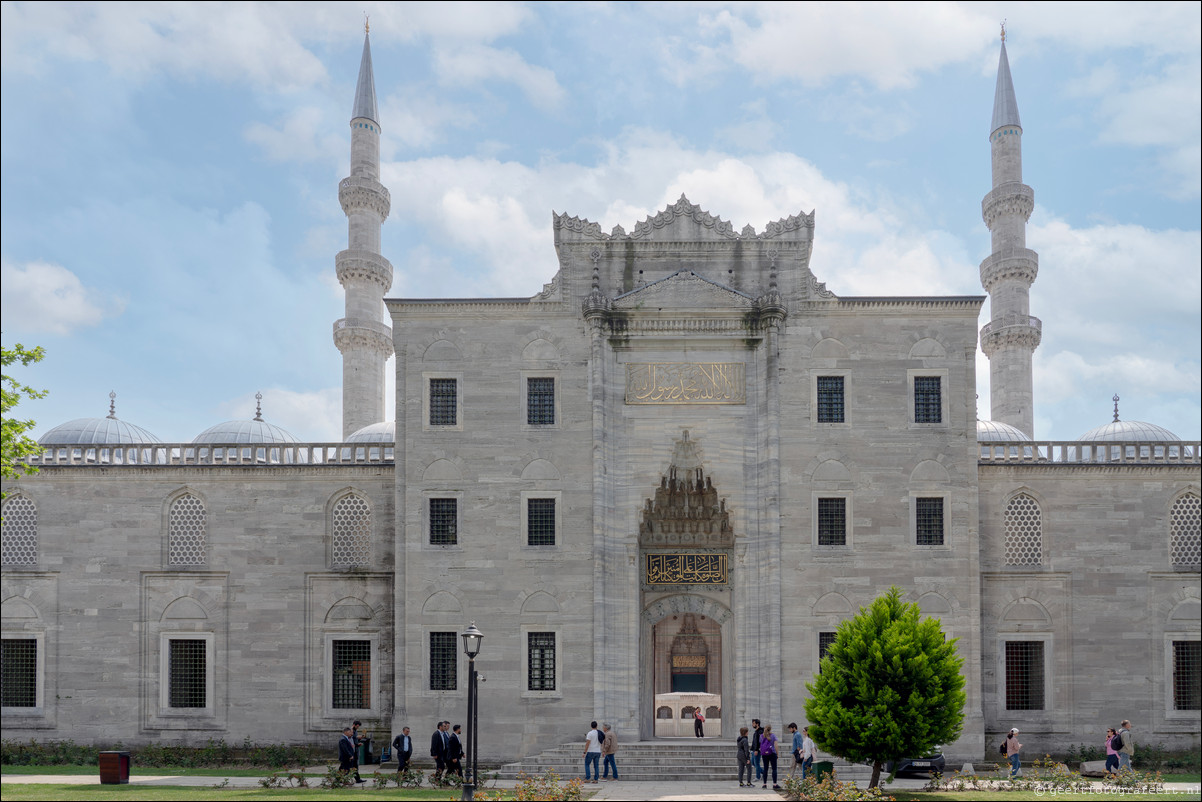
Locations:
2;31;1199;763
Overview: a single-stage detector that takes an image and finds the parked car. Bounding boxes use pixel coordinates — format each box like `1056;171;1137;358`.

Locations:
887;749;946;776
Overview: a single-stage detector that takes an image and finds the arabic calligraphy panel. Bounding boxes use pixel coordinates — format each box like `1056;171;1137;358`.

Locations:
645;553;728;585
625;363;746;405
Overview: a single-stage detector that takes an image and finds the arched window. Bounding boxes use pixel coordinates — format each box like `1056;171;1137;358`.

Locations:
168;494;207;566
1004;493;1042;566
1169;493;1201;566
1;495;39;566
332;494;372;566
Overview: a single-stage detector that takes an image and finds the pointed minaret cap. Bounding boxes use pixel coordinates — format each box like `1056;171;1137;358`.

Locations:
990;24;1021;135
352;29;379;125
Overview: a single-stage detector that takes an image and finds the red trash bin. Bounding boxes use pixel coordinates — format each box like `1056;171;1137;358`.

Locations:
99;751;130;784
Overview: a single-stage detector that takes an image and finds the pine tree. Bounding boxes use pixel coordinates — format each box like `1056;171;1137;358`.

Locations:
804;586;966;788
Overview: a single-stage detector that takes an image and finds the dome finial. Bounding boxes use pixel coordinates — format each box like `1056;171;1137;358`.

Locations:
107;390;117;419
254;391;264;422
1112;393;1120;423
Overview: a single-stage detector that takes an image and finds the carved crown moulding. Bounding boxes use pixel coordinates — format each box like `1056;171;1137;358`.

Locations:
335;249;394;291
979;249;1039;292
554;194;814;242
339;176;391;219
980;322;1043;356
333;319;394;357
981;182;1034;227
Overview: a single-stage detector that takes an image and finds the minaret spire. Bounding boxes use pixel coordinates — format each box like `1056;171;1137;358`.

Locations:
334;29;394;437
980;25;1041;437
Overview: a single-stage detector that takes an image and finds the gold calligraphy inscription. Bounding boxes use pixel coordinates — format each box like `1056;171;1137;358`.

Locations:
645;553;728;585
672;655;707;669
625;363;746;404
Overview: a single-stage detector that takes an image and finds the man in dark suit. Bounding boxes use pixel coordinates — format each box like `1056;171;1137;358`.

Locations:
338;726;356;776
447;723;464;779
430;721;448;783
392;726;413;773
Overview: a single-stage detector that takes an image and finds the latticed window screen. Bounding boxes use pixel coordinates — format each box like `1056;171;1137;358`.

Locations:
332;495;372;565
1169;494;1201;566
429;379;457;426
527;378;555;425
1;496;38;566
914;376;942;423
1173;640;1201;711
816;376;845;423
168;494;207;566
1004;494;1043;565
429;499;458;545
332;640;371;709
528;632;556;691
818;632;837;673
527;498;556;546
168;639;207;708
817;498;846;546
429;632;457;690
1;638;38;707
1005;641;1045;710
916;497;944;545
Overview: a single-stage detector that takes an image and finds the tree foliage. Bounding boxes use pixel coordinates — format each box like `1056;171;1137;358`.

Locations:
2;341;47;496
804;585;966;788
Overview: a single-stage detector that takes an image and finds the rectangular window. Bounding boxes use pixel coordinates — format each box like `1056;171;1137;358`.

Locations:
528;632;556;691
914;376;942;423
527;378;555;425
1173;640;1201;711
1;638;37;708
1005;641;1045;710
818;632;837;673
817;498;847;546
429;632;457;691
816;376;845;423
429;498;458;545
527;498;556;546
168;639;207;708
916;497;945;546
429;379;457;426
332;640;371;709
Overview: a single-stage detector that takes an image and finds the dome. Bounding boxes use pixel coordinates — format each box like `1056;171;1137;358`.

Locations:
39;393;160;445
1077;394;1180;442
346;421;395;443
977;420;1031;442
192;393;299;444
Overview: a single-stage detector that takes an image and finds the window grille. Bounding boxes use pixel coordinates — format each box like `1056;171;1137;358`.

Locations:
332;495;372;566
332;640;372;709
1;638;38;707
817;498;846;546
527;378;555;425
1004;641;1045;710
1169;494;1201;566
527;498;556;546
914;376;942;423
429;379;457;426
168;639;207;708
816;376;845;423
1004;494;1042;565
1173;641;1201;711
429;632;457;691
1;496;38;566
817;632;837;673
916;497;944;546
168;494;206;566
528;632;556;691
429;499;458;545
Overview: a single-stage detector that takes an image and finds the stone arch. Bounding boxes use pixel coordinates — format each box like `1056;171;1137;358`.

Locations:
1168;599;1202;628
422;339;463;362
812;459;851;484
522;338;561;362
521;458;562;481
641;594;732;624
909;337;948;359
917;591;952;615
162;597;209;621
1000;597;1053;629
423;458;463;481
1;596;41;621
325;596;377;623
910;460;950;484
812;591;852;616
811;338;849;359
422;590;463;615
520;590;561;614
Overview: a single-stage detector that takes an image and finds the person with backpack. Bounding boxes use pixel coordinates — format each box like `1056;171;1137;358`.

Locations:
582;720;603;783
1004;728;1022;779
1117;720;1135;771
759;724;780;790
1104;727;1120;774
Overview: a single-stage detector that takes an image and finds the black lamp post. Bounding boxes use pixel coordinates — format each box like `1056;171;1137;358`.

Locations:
460;622;483;801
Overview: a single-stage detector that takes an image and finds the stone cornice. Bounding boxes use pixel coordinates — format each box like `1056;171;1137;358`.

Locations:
335;249;393;292
339;176;391;219
554;195;814;243
980;248;1039;292
982;182;1034;228
837;296;986;310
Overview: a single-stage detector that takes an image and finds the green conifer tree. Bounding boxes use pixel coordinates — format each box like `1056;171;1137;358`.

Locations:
804;585;966;788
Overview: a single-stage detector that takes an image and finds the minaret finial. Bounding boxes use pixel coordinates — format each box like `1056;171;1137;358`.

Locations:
365;14;370;34
254;391;264;422
1112;394;1120;423
1000;20;1006;43
107;391;117;419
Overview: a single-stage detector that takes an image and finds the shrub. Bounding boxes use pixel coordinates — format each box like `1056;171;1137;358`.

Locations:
783;770;896;801
512;769;584;801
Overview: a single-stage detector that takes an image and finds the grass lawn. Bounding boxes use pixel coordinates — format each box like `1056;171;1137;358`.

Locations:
1;765;308;777
0;786;492;801
891;793;1180;801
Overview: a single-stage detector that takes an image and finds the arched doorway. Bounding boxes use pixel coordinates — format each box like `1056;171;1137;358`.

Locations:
641;596;733;738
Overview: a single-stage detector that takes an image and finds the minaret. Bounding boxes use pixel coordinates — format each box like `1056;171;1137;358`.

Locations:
335;23;394;438
980;25;1041;437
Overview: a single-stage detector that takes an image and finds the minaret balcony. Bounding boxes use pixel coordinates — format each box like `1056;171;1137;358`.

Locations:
979;248;1039;291
981;182;1034;227
333;317;394;357
336;249;394;292
339;176;391;219
980;315;1042;355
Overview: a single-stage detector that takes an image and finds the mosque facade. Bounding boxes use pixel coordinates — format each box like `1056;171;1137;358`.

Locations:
2;33;1199;762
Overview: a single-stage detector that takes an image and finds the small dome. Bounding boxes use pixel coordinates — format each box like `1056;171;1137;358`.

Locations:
1077;420;1180;442
192;392;299;444
39;392;160;445
346;421;395;443
977;420;1031;442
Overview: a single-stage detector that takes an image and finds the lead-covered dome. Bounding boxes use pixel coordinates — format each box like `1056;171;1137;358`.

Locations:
977;420;1031;442
345;421;395;443
1077;395;1179;442
192;393;299;444
39;393;160;445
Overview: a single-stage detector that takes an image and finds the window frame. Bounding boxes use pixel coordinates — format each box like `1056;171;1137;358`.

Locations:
812;492;852;549
0;632;45;715
1165;633;1202;719
0;494;39;568
423;492;463;549
521;625;563;699
521;491;562;550
911;492;951;549
522;373;560;429
427;630;459;693
157;632;215;717
816;630;837;675
422;372;463;431
907;369;949;427
323;633;379;718
812;372;849;425
999;634;1052;713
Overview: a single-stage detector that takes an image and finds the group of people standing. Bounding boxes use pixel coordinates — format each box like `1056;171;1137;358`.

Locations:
736;719;815;789
336;720;368;783
582;721;620;782
1005;719;1135;780
427;720;464;783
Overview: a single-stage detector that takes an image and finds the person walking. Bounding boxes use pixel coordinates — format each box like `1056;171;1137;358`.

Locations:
600;723;619;781
759;724;780;790
349;720;366;782
338;726;357;778
1117;720;1135;771
1005;728;1022;779
736;726;752;787
429;721;448;784
801;726;816;780
582;720;603;783
694;707;706;737
447;724;464;779
788;723;802;777
750;719;764;782
1104;727;1120;774
392;726;413;773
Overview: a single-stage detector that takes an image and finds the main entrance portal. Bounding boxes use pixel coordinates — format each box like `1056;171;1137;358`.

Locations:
652;612;722;736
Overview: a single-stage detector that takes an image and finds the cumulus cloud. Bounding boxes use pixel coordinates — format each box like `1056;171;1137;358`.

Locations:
244;107;345;164
214;386;342;442
0;258;121;335
432;44;566;110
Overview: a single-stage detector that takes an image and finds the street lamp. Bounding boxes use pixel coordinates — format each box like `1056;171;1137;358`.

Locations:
460;622;484;801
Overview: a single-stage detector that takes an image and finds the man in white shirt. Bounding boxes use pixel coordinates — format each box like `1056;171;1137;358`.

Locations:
582;720;603;783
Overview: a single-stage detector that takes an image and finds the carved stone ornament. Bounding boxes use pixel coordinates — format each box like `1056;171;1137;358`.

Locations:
339;176;392;219
335;249;394;292
531;269;563;302
760;210;816;238
981;182;1034;228
979;317;1043;356
332;320;394;357
806;272;836;300
639;431;735;550
611;270;755;311
629;195;737;240
979;249;1039;292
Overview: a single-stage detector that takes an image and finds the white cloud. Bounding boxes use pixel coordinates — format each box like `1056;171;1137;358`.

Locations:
244;107;346;164
215;386;342;442
433;44;566;110
0;258;120;335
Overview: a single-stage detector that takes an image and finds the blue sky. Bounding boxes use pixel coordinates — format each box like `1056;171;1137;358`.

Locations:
2;1;1199;443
